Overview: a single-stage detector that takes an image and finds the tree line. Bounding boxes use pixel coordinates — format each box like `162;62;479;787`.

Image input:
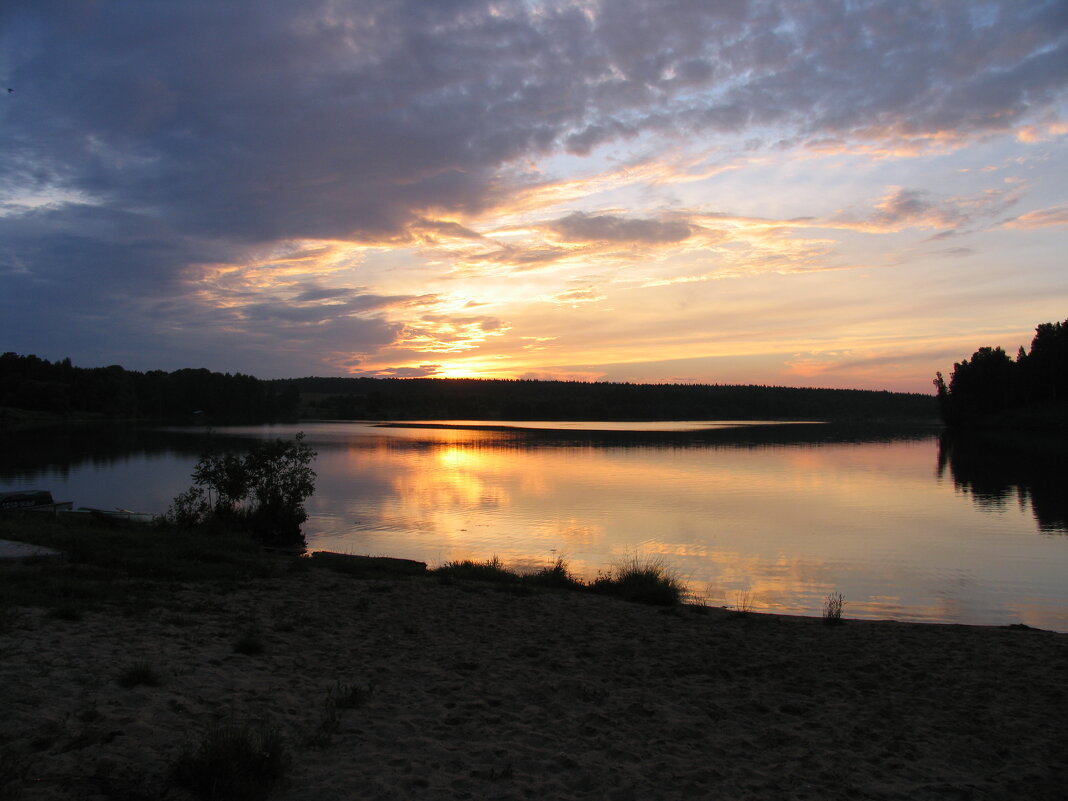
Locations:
0;353;299;422
286;376;936;422
934;319;1067;428
2;351;940;425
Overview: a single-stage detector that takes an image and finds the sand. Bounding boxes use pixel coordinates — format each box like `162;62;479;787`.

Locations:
2;565;1067;800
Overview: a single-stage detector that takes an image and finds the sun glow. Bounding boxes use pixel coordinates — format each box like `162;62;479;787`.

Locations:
429;361;504;379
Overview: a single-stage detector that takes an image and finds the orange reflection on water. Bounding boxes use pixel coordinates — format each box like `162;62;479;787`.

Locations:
299;424;1068;630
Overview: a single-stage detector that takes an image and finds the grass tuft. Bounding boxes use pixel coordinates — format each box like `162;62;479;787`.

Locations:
589;556;687;606
433;556;520;584
331;679;373;710
823;591;845;626
522;557;584;590
734;588;754;614
170;720;290;801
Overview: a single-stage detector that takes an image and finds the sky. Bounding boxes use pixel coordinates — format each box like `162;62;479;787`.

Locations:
1;1;1066;393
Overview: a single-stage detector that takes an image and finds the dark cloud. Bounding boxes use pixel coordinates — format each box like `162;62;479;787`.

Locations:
239;293;402;323
6;1;1063;244
549;212;692;244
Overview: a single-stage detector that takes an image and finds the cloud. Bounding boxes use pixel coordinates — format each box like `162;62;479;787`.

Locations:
408;219;487;244
831;186;1023;233
548;212;692;244
462;244;572;271
293;284;361;302
395;314;510;354
1002;206;1068;229
548;285;607;306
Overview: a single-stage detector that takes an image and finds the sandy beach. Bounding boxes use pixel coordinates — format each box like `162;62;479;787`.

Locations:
2;562;1067;800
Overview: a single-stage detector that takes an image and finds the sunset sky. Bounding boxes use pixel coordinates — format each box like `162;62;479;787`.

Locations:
2;1;1065;393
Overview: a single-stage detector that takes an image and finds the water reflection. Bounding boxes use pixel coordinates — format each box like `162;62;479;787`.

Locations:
938;431;1068;533
2;421;1067;630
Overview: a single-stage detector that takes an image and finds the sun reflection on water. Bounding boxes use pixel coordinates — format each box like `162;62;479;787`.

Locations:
159;423;1068;631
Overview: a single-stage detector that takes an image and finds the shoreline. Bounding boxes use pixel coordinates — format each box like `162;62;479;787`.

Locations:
2;558;1067;800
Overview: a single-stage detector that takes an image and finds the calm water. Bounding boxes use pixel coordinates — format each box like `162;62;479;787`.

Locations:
3;421;1066;630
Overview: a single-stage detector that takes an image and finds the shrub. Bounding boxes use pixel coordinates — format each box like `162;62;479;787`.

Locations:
590;556;687;605
167;486;211;529
167;433;316;546
170;721;290;801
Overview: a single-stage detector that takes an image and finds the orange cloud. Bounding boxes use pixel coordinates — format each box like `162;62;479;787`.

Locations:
1015;120;1068;143
1001;206;1068;229
395;314;511;354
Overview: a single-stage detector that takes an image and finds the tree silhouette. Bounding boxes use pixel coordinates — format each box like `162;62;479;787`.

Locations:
936;319;1068;428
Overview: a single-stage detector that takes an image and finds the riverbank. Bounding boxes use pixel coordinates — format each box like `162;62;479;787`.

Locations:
2;540;1067;799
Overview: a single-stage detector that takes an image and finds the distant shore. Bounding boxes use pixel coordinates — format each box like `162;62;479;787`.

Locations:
2;545;1067;800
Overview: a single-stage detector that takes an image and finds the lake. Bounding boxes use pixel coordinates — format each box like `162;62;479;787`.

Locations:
3;420;1066;630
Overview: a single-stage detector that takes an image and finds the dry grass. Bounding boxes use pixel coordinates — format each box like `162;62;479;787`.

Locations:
823;591;845;625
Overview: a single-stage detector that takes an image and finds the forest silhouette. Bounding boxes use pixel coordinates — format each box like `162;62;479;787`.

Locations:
0;354;299;422
934;319;1068;429
1;351;937;424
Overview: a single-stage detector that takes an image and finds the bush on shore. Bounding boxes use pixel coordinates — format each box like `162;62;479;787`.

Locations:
166;433;316;547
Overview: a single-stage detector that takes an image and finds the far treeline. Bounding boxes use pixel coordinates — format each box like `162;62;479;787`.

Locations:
285;377;936;422
1;351;937;423
0;353;299;422
934;319;1067;429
